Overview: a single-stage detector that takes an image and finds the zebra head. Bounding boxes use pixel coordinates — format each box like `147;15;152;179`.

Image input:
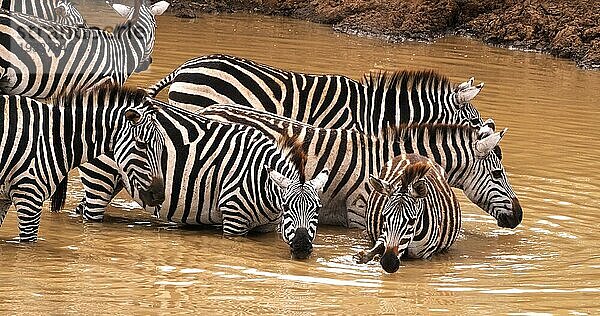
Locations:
267;166;329;260
461;127;522;228
110;0;170;72
54;0;86;26
368;162;430;273
114;97;166;208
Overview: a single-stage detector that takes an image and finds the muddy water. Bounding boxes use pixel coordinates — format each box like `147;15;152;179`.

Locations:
1;7;600;315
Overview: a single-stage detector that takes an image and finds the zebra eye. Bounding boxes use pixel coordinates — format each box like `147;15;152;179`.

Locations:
136;140;147;149
491;169;503;179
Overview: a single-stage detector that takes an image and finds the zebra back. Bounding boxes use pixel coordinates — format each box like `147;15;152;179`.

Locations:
363;154;461;272
148;54;484;133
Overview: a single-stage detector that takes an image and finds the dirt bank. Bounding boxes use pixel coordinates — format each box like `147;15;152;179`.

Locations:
167;0;600;70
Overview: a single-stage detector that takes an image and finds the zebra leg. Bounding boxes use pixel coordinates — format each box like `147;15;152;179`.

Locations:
355;240;385;264
12;196;43;242
0;199;12;228
77;157;123;221
221;206;251;236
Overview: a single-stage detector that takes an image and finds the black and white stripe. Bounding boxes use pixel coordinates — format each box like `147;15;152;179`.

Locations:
0;84;165;242
198;105;521;230
1;0;86;26
75;103;520;258
356;154;461;273
82;102;329;259
147;54;485;134
0;0;169;98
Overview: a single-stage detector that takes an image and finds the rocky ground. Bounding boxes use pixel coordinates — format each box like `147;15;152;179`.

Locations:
167;0;600;70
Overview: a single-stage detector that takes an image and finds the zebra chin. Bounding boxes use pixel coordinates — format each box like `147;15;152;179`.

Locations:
289;227;313;260
138;178;165;207
495;198;523;229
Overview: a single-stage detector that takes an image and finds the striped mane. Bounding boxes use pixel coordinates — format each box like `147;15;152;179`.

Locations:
50;83;148;108
277;133;307;183
384;122;478;143
361;69;454;94
398;161;431;192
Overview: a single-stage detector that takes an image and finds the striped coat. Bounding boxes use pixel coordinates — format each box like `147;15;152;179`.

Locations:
0;0;169;98
0;85;165;242
357;154;461;273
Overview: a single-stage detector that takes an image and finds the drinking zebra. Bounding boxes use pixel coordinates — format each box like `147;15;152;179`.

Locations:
0;0;169;98
146;54;485;134
355;154;461;273
1;0;86;26
0;84;165;242
83;100;329;259
75;103;520;257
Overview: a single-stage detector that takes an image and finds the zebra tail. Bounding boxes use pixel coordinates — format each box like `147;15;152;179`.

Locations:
51;178;68;212
146;69;178;98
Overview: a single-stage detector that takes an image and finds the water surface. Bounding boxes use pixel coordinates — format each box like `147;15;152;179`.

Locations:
1;7;599;315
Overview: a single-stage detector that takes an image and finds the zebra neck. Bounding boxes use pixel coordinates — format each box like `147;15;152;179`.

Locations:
51;104;117;171
381;127;474;189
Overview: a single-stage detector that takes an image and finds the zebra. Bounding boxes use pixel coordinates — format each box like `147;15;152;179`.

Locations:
197;105;521;229
74;103;520;258
83;100;329;259
0;84;165;242
355;154;461;273
1;0;86;26
146;54;486;134
0;0;169;98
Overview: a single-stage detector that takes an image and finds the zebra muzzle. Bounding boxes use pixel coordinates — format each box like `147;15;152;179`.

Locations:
290;227;313;260
380;246;400;273
497;197;523;229
139;177;165;207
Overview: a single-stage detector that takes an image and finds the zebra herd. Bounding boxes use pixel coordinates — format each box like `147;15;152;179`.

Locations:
0;0;522;273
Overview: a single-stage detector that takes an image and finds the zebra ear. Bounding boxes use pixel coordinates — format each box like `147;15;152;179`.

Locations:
455;82;484;104
265;165;290;190
369;175;393;196
150;1;170;16
410;179;428;198
309;168;329;191
110;2;132;17
454;77;474;92
125;109;142;124
475;128;507;158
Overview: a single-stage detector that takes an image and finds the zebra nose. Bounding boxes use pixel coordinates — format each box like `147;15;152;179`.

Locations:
380;246;400;273
290;227;313;260
140;177;165;206
135;57;152;72
497;198;522;229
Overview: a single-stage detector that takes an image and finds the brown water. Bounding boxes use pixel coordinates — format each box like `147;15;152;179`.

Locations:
1;7;600;315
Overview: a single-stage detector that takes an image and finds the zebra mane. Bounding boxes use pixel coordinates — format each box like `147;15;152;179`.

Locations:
276;133;307;183
399;161;431;192
384;123;478;143
362;69;453;94
50;83;148;108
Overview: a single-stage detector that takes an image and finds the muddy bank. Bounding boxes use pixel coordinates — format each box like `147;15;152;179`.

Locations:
167;0;599;70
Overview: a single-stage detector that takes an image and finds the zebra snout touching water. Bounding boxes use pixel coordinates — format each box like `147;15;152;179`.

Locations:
0;0;169;98
0;84;165;242
356;154;461;273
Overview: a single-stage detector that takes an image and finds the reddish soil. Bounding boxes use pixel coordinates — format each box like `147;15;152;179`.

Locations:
167;0;600;70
